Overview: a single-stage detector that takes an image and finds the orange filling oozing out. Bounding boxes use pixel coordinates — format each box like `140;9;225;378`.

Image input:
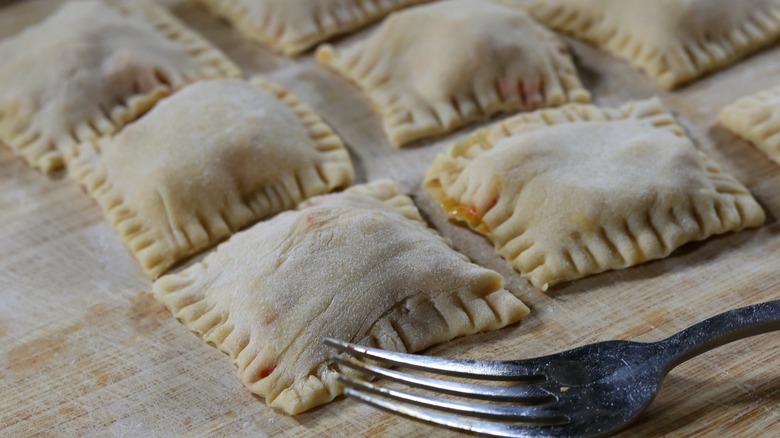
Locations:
440;196;497;233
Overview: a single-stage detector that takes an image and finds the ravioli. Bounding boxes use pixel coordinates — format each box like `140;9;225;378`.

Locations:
0;0;241;172
521;0;780;89
317;0;590;146
424;98;765;291
196;0;431;56
153;179;529;414
719;84;780;165
68;78;354;279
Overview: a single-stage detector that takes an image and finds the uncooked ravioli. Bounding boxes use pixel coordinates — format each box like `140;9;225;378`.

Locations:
424;99;765;291
153;179;530;415
719;84;780;165
68;78;354;279
520;0;780;89
0;0;240;172
317;0;590;146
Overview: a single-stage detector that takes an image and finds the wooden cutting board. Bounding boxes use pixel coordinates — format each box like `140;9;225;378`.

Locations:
2;1;780;436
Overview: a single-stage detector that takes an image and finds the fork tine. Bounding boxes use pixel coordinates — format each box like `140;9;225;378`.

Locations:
343;384;570;438
324;338;543;381
332;355;555;402
336;375;567;423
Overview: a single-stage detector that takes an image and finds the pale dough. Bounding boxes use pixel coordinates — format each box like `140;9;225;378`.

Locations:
317;0;590;146
153;179;530;414
424;99;765;291
0;0;241;172
520;0;780;89
719;84;780;165
68;78;354;279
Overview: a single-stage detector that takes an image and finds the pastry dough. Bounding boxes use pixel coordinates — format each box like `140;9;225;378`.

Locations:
68;78;354;279
520;0;780;89
317;0;590;146
153;179;529;414
424;98;765;291
718;84;780;165
196;0;431;56
0;0;241;172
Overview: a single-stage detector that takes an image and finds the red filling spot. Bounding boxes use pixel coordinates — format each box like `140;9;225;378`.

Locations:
468;203;479;216
259;365;276;379
488;197;498;209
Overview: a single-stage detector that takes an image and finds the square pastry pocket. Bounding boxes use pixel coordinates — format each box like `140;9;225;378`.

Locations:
153;179;529;415
317;0;590;146
521;0;780;89
69;78;354;279
0;0;241;172
196;0;431;56
424;98;765;291
719;84;780;165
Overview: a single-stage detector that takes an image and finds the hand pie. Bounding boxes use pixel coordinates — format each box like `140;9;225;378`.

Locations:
68;78;354;279
520;0;780;89
153;179;529;415
316;0;590;146
719;84;780;165
424;99;765;291
0;0;241;173
196;0;430;56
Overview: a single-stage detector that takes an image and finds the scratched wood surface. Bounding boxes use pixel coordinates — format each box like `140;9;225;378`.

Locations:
2;0;780;436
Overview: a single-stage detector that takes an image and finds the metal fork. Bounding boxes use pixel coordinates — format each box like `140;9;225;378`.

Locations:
324;299;780;437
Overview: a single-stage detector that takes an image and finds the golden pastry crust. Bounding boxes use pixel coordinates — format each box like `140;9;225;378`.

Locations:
0;0;241;172
69;78;354;279
153;179;529;415
520;0;780;89
196;0;431;56
317;0;590;146
424;98;765;291
718;84;780;165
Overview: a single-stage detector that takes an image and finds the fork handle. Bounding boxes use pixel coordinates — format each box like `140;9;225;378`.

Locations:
656;299;780;370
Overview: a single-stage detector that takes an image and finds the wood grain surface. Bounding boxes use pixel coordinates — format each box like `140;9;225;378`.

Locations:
2;1;780;437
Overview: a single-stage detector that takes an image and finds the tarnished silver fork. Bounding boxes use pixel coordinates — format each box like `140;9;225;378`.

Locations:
324;300;780;437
